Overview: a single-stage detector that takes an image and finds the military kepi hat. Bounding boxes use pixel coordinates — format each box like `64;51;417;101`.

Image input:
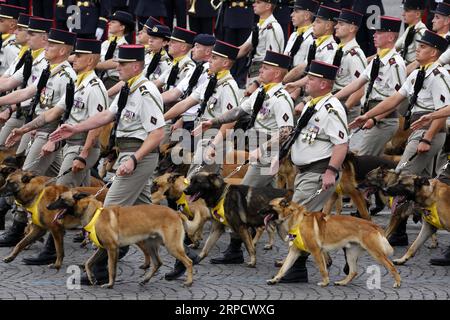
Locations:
212;40;239;60
194;34;216;46
336;9;363;27
0;4;26;20
308;60;339;80
143;16;162;30
17;13;30;28
432;3;450;16
28;17;53;33
170;26;197;45
292;0;319;13
315;5;340;21
263;51;291;69
74;38;102;54
373;16;402;33
146;24;171;39
116;44;145;62
109;10;135;30
403;0;426;11
417;30;449;52
48;28;77;46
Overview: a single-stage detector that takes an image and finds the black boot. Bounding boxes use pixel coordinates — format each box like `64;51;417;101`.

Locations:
22;234;57;265
210;237;244;264
0;197;12;230
370;193;385;216
80;246;130;285
73;231;85;243
0;220;27;247
164;246;200;280
278;255;309;283
429;245;450;266
388;218;408;246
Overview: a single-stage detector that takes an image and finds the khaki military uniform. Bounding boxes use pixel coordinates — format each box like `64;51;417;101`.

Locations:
396;61;450;176
304;35;338;65
187;71;241;176
0;34;20;76
284;25;314;68
106;72;165;206
55;70;108;187
359;48;407;156
144;48;171;81
395;21;427;65
240;83;294;187
100;36;128;87
291;94;348;211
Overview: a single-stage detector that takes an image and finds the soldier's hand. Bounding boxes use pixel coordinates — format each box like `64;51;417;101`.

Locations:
204;145;216;162
348;115;368;130
49;124;77;142
116;158;135;176
40;141;56;156
0;110;10;123
192;120;213;136
363;119;375;130
411;114;432;131
171;118;183;132
294;102;305;116
322;170;336;191
95;28;104;40
417;141;431;154
72;159;86;173
5;128;23;148
284;82;297;93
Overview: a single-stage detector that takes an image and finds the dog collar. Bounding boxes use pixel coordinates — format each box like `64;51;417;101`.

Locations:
288;225;308;252
211;186;229;227
83;207;104;248
423;203;443;230
15;189;46;228
176;192;193;219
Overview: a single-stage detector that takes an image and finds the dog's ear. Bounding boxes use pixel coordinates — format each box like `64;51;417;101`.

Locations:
280;198;290;208
21;174;35;184
1;166;16;176
208;173;222;188
414;176;430;188
284;189;294;201
73;192;90;201
168;173;182;184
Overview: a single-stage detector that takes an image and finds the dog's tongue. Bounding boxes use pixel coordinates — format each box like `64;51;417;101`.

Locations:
52;209;66;223
189;193;200;202
391;196;405;214
264;214;274;228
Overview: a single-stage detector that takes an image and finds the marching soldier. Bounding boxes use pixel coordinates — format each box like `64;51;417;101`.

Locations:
350;30;450;246
333;8;367;122
395;0;428;66
236;0;285;84
0;15;48;154
284;0;318;69
0;4;26;76
192;51;295;266
280;60;349;283
143;24;171;82
4;39;108;265
50;44;166;285
335;16;406;156
96;10;134;89
432;2;450;39
0;26;77;248
67;0;112;40
188;0;218;35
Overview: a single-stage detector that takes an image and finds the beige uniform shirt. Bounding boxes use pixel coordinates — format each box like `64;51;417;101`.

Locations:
291;94;348;166
109;73;165;140
395;21;427;65
334;39;367;91
101;36;128;79
0;34;20;76
284;26;314;68
245;14;285;62
144;49;171;81
398;61;450;113
191;71;240;121
159;54;196;91
241;83;294;132
362;49;407;101
304;35;338;65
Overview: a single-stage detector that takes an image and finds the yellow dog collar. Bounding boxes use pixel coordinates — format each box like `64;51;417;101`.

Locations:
176;192;193;219
16;189;46;228
288;225;308;252
212;196;228;226
423;203;443;230
84;208;104;248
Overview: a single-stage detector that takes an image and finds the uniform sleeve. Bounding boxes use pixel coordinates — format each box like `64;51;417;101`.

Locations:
158;67;170;85
398;72;414;98
431;71;450;111
139;90;165;132
190;80;206;102
108;94;119;114
11;64;24;83
240;91;257;115
322;103;349;145
86;85;109;117
392;58;407;90
175;73;190;93
348;50;367;81
439;48;450;65
361;60;373;82
219;83;240;114
267;23;284;53
4;46;19;72
273;94;294;128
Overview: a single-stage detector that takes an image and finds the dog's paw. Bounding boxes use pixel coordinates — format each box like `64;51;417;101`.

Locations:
334;280;348;286
101;283;114;289
48;263;61;270
3;256;14;263
183;281;193;287
263;244;273;250
266;279;278;285
139;280;148;286
393;259;406;266
317;281;329;287
393;282;401;289
246;262;256;268
274;260;284;267
139;263;150;270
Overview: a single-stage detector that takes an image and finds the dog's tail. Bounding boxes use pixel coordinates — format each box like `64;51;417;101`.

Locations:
377;232;394;256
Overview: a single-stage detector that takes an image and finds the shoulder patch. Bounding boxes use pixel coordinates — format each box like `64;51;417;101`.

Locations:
226;103;233;110
150;116;157;125
350;49;357;56
97;104;104;112
433;68;441;76
325;103;334;112
389;58;397;66
89;78;99;86
274;89;284;98
327;43;334;50
139;85;150;96
266;23;273;30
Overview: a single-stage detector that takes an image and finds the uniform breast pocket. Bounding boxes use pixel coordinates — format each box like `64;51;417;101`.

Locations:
122;109;137;123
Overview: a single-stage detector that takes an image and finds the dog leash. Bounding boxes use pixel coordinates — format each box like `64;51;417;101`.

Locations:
44;168;73;186
303;188;323;206
223;159;250;180
396;152;418;173
93;175;116;198
348;127;362;139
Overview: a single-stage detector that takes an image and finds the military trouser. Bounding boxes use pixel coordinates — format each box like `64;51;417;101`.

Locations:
0;116;31;155
358;118;398;156
56;143;100;187
396;129;446;177
103;151;159;207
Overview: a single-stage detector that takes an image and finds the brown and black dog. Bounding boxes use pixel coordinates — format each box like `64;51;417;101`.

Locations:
0;170;108;269
385;175;450;265
184;172;290;267
264;197;401;288
47;191;194;288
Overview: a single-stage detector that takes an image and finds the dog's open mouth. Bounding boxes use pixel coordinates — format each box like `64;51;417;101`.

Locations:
189;192;201;202
391;196;407;215
264;214;275;228
52;209;67;223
